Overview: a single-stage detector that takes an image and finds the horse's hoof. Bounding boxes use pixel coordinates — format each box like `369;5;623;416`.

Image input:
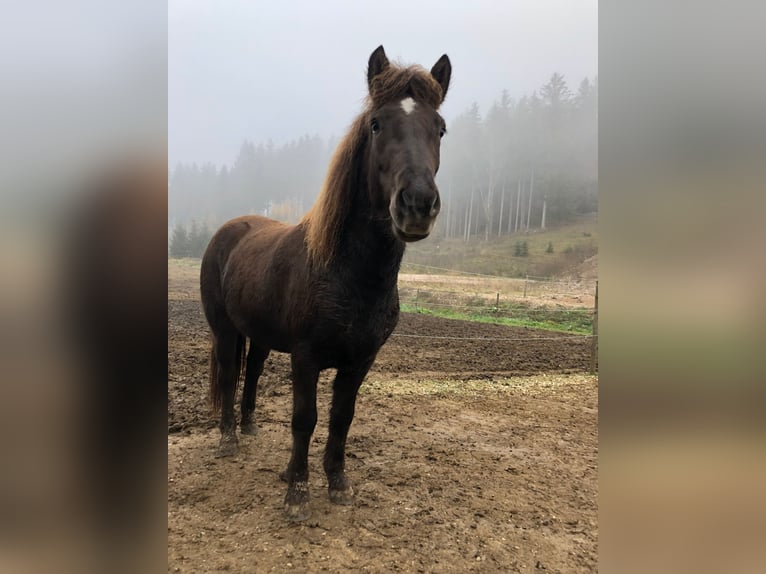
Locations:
215;437;239;458
329;486;355;506
284;502;312;522
240;422;257;436
284;481;310;521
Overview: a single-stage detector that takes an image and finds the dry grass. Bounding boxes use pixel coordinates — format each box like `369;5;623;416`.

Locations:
361;373;597;397
168;258;596;310
403;216;598;278
168;258;201;300
398;273;595;309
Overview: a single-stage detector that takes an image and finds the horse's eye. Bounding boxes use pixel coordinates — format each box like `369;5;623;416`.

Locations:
439;126;447;138
371;118;380;134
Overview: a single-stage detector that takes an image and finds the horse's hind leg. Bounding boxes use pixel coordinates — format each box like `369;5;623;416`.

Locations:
323;358;374;505
212;328;245;458
240;345;269;435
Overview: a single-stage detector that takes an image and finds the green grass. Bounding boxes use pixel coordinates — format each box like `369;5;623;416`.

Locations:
401;302;593;334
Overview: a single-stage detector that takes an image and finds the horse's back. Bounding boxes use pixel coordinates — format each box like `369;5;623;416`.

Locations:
203;215;290;269
201;215;308;348
201;216;292;327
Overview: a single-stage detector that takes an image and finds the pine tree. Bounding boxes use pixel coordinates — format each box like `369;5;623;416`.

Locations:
540;73;572;110
170;224;190;258
188;220;211;257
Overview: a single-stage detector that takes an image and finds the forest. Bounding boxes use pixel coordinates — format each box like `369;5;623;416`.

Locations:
168;73;597;256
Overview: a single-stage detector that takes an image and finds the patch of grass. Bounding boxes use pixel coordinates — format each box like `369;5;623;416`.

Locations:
401;302;593;334
402;215;598;278
170;257;202;268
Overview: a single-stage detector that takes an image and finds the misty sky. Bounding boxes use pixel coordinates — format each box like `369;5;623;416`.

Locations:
169;0;597;168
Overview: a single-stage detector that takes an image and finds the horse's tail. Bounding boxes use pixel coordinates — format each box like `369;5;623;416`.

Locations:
209;334;247;413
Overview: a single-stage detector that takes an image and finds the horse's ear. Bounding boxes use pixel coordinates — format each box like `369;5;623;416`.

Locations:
368;45;389;91
430;54;452;102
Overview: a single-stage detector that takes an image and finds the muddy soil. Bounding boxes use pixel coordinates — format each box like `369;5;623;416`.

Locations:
168;300;592;434
168;294;597;573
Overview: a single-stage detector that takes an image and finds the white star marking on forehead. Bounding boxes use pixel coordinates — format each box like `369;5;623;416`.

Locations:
400;97;416;115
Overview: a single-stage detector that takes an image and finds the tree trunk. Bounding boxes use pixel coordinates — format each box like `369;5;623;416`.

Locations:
444;180;451;239
526;169;534;231
484;174;493;242
463;196;469;242
498;181;505;237
465;189;475;242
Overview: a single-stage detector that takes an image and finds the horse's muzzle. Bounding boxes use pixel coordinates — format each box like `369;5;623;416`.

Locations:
390;184;440;242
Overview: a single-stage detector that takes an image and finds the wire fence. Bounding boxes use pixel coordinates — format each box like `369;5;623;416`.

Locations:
398;285;595;312
399;263;596;300
401;262;593;284
395;277;599;373
391;333;595;342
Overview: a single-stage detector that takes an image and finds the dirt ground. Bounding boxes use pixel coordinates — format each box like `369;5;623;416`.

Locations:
168;264;598;573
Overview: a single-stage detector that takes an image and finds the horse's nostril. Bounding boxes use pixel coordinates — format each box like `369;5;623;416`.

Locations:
397;187;439;218
419;192;439;218
396;189;409;211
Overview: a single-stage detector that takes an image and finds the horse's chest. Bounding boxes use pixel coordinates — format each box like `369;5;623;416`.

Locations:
315;290;399;364
348;305;395;343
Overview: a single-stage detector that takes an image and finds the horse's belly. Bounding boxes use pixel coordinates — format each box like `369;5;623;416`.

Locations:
229;305;293;352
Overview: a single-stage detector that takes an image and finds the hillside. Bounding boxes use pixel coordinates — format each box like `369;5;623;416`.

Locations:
402;214;598;279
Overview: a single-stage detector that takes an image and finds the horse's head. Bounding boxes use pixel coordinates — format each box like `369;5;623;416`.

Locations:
365;46;451;242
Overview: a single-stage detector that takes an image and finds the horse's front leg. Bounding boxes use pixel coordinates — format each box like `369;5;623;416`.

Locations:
282;350;319;521
323;358;374;505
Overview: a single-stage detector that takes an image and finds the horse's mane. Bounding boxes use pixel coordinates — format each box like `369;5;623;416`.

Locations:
301;63;444;266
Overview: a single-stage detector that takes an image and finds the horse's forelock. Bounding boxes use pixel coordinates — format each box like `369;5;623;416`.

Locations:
368;64;443;110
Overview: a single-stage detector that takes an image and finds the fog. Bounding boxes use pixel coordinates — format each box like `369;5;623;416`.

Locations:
168;0;598;236
169;0;596;166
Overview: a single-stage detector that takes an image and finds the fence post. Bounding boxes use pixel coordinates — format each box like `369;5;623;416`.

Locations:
495;292;500;314
590;280;598;373
523;274;528;298
415;288;420;312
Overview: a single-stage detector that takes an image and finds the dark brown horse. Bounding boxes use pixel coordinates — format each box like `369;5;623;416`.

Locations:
200;46;451;521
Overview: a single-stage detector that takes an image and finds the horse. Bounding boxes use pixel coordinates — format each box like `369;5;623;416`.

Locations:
200;45;451;521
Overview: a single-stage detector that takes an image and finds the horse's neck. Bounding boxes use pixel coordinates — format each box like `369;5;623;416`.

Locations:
336;183;404;291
